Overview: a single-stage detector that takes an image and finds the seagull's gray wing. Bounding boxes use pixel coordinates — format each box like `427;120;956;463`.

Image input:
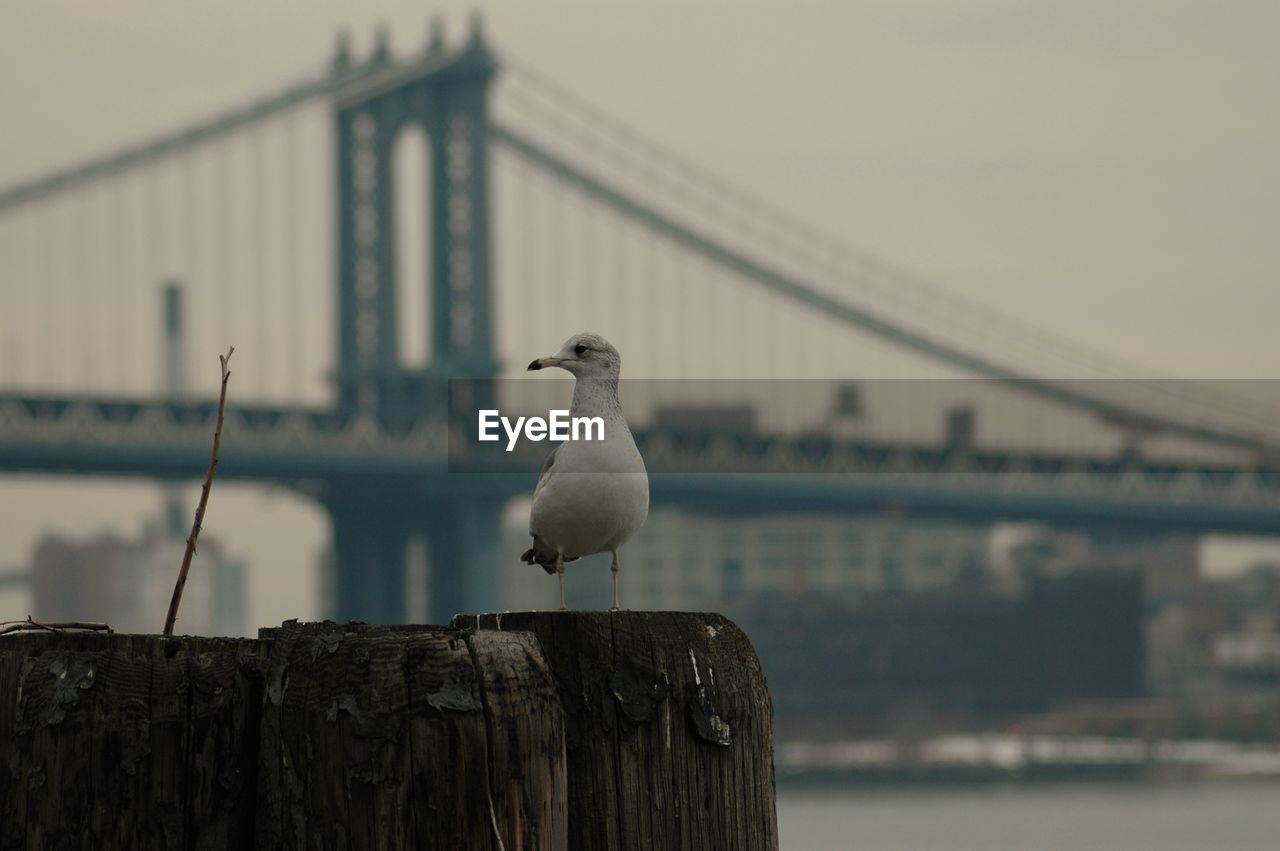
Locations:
532;443;558;501
522;445;578;573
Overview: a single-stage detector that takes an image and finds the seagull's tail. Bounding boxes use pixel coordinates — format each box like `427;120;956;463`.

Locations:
521;539;578;575
519;547;557;575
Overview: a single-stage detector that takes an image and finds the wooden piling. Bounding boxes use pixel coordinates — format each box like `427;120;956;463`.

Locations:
0;633;269;850
457;612;779;851
1;613;776;850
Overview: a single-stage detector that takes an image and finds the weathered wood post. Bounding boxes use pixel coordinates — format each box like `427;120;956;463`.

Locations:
0;633;269;849
457;612;779;851
254;621;566;850
1;612;776;850
0;624;565;850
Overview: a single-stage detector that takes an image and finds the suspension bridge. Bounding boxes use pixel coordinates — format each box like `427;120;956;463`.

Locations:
2;19;1279;623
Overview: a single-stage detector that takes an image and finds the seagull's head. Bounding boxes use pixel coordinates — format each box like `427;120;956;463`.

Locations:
527;332;621;380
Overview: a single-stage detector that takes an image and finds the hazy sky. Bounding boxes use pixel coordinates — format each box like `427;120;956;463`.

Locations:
2;1;1278;626
4;0;1278;375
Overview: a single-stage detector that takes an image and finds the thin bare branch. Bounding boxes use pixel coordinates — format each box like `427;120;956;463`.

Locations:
0;617;112;637
163;346;234;636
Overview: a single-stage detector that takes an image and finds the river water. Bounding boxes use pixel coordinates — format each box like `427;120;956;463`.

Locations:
777;783;1280;851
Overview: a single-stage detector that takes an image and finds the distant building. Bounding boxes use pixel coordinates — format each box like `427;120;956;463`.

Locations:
1209;561;1280;684
1001;526;1280;693
1215;632;1280;680
502;505;993;612
30;523;246;636
739;570;1145;735
1005;527;1199;603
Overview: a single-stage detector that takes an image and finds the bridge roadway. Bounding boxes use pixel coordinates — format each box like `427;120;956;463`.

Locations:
4;390;1279;621
3;392;1280;536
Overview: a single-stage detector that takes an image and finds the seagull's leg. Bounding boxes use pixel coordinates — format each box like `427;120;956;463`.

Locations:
610;550;621;612
556;552;567;611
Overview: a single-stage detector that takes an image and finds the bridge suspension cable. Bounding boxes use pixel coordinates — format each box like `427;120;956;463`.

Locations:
0;64;339;406
499;58;1119;374
1;41;1276;453
0;69;343;213
494;58;1280;450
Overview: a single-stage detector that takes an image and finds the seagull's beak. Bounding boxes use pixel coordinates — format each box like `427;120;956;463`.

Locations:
527;356;562;371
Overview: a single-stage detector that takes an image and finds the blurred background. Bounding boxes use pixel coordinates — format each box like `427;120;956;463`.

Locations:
3;2;1280;848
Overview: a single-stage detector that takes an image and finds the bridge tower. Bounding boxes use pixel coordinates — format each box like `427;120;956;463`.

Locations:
333;18;498;416
325;19;504;624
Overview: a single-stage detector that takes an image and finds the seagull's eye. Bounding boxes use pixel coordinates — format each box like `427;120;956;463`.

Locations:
573;344;589;357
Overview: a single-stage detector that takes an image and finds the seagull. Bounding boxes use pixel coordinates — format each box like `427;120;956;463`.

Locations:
521;333;649;611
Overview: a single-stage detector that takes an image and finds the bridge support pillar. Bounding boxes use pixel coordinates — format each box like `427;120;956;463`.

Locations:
421;494;506;625
324;486;414;623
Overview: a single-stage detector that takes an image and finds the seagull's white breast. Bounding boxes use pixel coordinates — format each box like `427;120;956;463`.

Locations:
530;428;649;559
